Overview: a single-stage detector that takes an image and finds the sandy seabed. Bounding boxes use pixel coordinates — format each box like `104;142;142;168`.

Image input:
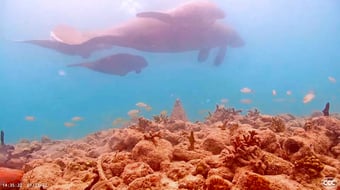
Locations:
1;101;339;190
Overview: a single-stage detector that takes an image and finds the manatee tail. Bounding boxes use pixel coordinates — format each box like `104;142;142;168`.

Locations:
67;62;90;68
18;39;93;58
51;25;89;45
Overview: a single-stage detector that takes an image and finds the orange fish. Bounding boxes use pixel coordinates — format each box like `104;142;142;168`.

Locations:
240;99;252;104
240;87;252;94
303;91;315;104
64;122;76;127
0;167;24;185
286;90;292;96
328;76;336;83
272;89;277;96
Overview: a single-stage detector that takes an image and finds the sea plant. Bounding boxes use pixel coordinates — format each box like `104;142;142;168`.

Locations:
188;131;195;151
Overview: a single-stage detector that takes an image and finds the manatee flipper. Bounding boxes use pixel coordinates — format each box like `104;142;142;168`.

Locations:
214;46;227;66
19;40;92;58
51;25;88;45
197;48;211;62
136;12;173;24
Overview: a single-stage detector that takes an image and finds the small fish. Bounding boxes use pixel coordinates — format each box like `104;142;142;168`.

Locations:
64;122;76;127
112;117;128;126
240;99;252;104
136;102;148;108
240;87;252;94
58;70;66;76
286;90;292;96
272;90;277;96
328;76;336;83
145;105;152;112
25;116;35;121
127;109;140;118
303;91;315;104
71;116;83;122
220;98;229;104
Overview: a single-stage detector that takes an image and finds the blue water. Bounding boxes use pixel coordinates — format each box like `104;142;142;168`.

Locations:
1;0;340;143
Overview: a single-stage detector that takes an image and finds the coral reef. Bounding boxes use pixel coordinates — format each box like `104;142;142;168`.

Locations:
270;117;286;132
206;105;242;124
170;98;188;121
3;103;340;190
188;131;195;151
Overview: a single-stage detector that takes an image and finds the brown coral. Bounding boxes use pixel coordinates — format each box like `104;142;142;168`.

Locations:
206;175;232;190
121;162;154;184
293;154;324;178
270;117;286;132
206;105;242;123
170;98;188;121
188;131;195;151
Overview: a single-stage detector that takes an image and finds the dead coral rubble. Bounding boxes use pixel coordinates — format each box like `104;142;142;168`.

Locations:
7;104;340;190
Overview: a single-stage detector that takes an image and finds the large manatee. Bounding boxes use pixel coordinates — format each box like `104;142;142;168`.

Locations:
136;0;225;27
22;2;244;65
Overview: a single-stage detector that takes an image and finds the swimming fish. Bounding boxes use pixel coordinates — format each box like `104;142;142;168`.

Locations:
272;89;277;96
136;102;148;108
112;117;128;126
286;90;292;96
303;91;315;104
220;98;229;104
71;116;83;122
25;116;35;121
328;76;336;83
127;109;140;118
136;102;152;111
240;87;253;94
58;70;66;76
64;122;76;127
68;53;148;76
240;99;252;104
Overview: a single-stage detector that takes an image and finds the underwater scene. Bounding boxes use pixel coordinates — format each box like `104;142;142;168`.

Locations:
1;0;340;189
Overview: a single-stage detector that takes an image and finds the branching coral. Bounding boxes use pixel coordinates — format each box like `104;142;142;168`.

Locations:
221;131;262;168
206;105;242;123
270;117;286;132
293;154;324;178
96;154;114;189
303;120;313;131
217;120;228;130
188;131;195;151
143;131;162;145
137;117;153;131
246;108;261;118
153;112;169;124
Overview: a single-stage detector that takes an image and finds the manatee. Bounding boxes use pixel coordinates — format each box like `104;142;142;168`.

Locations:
68;53;148;76
22;3;244;65
136;0;225;27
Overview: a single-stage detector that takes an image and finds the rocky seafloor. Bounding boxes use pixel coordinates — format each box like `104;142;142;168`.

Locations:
1;101;340;190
